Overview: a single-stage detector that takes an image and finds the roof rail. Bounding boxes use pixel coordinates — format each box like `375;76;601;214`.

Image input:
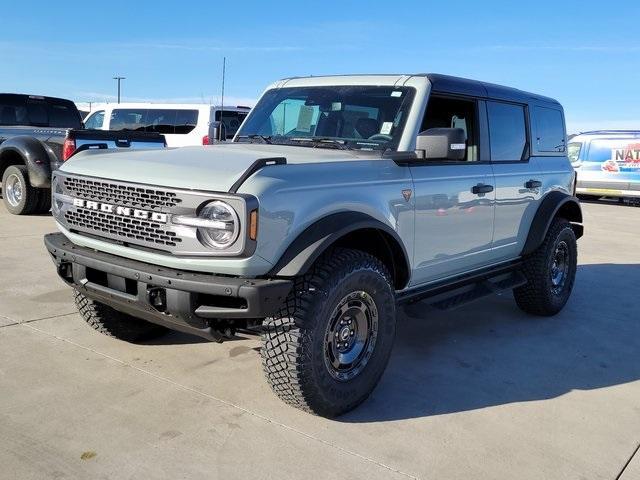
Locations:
578;130;640;135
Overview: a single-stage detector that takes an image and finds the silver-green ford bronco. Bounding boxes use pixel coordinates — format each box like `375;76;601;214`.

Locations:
44;74;583;417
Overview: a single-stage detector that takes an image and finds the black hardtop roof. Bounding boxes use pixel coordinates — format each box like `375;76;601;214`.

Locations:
425;73;561;106
0;93;76;105
277;73;562;106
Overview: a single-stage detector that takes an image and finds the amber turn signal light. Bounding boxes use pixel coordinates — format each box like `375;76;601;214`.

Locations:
249;209;258;241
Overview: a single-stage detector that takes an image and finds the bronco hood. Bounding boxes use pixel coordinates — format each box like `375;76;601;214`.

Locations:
60;143;366;192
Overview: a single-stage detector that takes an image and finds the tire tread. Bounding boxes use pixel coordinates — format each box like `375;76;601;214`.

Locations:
261;248;394;416
74;290;167;342
514;218;577;316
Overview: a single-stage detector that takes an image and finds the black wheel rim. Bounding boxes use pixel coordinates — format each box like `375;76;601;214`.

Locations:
324;291;378;382
550;240;570;295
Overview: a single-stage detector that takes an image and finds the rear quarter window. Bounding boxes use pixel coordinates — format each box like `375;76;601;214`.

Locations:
533;106;566;153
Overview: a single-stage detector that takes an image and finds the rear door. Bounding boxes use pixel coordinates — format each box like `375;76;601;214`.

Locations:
486;100;542;262
409;95;495;285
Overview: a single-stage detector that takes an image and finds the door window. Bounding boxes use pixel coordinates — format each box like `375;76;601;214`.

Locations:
487;101;527;161
419;96;478;161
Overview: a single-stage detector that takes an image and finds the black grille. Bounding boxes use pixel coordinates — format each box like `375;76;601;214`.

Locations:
65;208;182;247
63;177;182;210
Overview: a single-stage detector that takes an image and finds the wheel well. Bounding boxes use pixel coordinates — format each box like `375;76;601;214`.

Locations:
555;199;584;239
0;150;25;181
332;228;409;290
556;199;583;224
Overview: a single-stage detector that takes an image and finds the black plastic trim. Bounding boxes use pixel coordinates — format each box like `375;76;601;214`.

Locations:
397;260;522;304
521;192;583;256
44;233;293;335
0;136;56;188
228;157;286;193
269;211;411;288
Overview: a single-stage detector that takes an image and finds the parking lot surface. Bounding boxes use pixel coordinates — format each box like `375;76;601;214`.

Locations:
1;200;639;480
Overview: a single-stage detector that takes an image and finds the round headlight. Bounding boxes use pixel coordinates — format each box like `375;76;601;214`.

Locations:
198;200;240;248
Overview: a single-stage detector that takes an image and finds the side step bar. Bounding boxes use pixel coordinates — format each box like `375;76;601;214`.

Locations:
397;261;527;311
428;271;526;310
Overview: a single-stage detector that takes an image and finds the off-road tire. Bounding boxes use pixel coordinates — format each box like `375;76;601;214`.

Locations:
514;218;577;316
261;248;396;417
2;165;39;215
74;290;168;342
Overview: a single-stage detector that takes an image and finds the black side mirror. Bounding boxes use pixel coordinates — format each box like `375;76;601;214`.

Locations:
415;128;466;161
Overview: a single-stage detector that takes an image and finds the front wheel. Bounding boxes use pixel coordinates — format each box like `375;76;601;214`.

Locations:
514;218;577;316
261;249;396;417
74;290;169;342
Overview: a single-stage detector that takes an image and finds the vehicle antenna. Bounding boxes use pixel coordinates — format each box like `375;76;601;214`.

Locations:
219;57;226;141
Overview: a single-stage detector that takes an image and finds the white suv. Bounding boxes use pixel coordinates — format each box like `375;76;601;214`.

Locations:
83;103;250;147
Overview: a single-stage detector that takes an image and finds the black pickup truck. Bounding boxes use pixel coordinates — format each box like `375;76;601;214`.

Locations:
0;93;166;215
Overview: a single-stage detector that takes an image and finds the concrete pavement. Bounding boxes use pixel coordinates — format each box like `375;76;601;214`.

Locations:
1;199;639;479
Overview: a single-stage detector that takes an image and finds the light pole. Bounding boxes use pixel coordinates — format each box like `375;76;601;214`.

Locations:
113;76;125;103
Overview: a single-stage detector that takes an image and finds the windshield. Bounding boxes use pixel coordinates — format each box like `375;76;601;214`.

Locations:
236;86;415;151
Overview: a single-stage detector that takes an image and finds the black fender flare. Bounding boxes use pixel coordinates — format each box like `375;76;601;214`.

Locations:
269;211;411;288
521;191;583;256
0;136;56;188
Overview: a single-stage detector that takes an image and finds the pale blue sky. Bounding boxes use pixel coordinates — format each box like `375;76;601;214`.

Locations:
1;0;638;133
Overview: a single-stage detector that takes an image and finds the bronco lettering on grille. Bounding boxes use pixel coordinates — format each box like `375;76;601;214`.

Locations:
72;198;168;223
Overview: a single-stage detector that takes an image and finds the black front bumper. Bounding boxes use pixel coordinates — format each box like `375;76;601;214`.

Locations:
44;233;292;341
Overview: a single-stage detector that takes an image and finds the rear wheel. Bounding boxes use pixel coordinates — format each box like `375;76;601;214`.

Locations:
74;290;168;342
2;165;40;215
261;248;396;417
514;218;577;316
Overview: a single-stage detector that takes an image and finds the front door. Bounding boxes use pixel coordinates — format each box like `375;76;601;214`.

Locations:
410;95;495;286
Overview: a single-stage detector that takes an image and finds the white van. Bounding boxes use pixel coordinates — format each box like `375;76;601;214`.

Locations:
83;103;251;147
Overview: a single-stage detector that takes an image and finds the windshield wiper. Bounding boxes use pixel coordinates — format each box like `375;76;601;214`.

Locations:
287;137;350;150
237;134;273;144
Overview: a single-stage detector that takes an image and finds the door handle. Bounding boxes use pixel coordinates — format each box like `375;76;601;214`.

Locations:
472;183;494;195
525;179;542;189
